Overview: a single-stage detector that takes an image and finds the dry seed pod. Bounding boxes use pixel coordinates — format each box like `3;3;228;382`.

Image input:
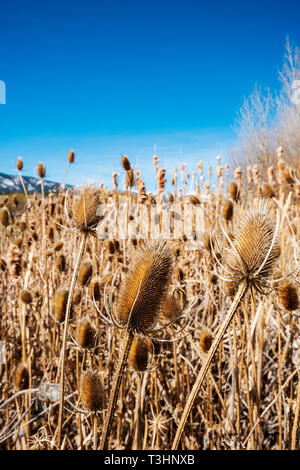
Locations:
12;195;19;207
19;289;32;305
189;195;201;205
0;207;10;227
106;240;115;254
128;336;152;371
228;181;239;201
53;289;69;322
57;254;66;272
223;201;280;290
47;226;54;242
278;282;299;312
76;318;97;349
78;261;93;286
161;293;181;322
16;156;23;171
209;273;218;285
115;240;173;334
223;200;233;221
68;149;75;164
15;363;29;390
121;155;131;171
72;185;102;235
261;182;275;198
88;278;101;301
80;370;105;412
72;289;82;306
37;162;46;178
200;332;213;353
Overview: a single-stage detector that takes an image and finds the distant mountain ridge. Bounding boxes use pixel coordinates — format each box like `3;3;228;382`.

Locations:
0;172;73;193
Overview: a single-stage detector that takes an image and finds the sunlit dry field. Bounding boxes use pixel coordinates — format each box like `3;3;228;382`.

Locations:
1;152;300;450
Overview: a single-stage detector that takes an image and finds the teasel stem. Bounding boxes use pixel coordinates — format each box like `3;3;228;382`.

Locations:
56;234;86;448
18;170;28;203
172;280;248;449
99;329;134;449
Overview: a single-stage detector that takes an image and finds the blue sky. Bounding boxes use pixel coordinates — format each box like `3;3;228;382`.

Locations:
1;0;300;191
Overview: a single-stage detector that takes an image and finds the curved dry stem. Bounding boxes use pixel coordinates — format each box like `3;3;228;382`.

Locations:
99;329;134;449
171;280;248;450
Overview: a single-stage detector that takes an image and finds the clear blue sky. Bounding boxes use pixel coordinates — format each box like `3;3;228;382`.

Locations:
1;0;300;190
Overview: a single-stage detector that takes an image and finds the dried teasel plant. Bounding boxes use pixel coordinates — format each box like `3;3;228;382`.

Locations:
56;185;104;447
99;240;175;449
172;200;281;449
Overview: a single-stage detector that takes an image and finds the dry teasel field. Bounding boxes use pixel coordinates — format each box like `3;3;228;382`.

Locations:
1;151;300;451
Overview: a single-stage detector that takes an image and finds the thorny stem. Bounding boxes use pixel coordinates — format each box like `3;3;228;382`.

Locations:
99;329;134;450
172;280;248;450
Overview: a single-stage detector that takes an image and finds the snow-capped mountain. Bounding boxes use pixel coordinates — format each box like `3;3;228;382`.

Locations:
0;172;72;193
0;173;71;193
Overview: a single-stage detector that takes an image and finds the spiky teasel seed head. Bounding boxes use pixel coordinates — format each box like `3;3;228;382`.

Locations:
80;370;106;412
161;293;181;322
223;200;233;221
72;289;82;306
47;226;54;242
68;149;75;164
15;363;29;390
106;239;115;254
72;185;103;236
115;240;173;335
37;162;46;178
16;156;23;171
19;289;32;305
200;332;213;353
128;336;152;372
229;181;239;201
189;195;201;205
0;207;10;227
261;182;275;198
78;261;93;287
57;254;66;272
223;201;280;291
278;282;299;312
53;289;69;322
88;278;101;301
121;155;131;171
76;318;97;349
